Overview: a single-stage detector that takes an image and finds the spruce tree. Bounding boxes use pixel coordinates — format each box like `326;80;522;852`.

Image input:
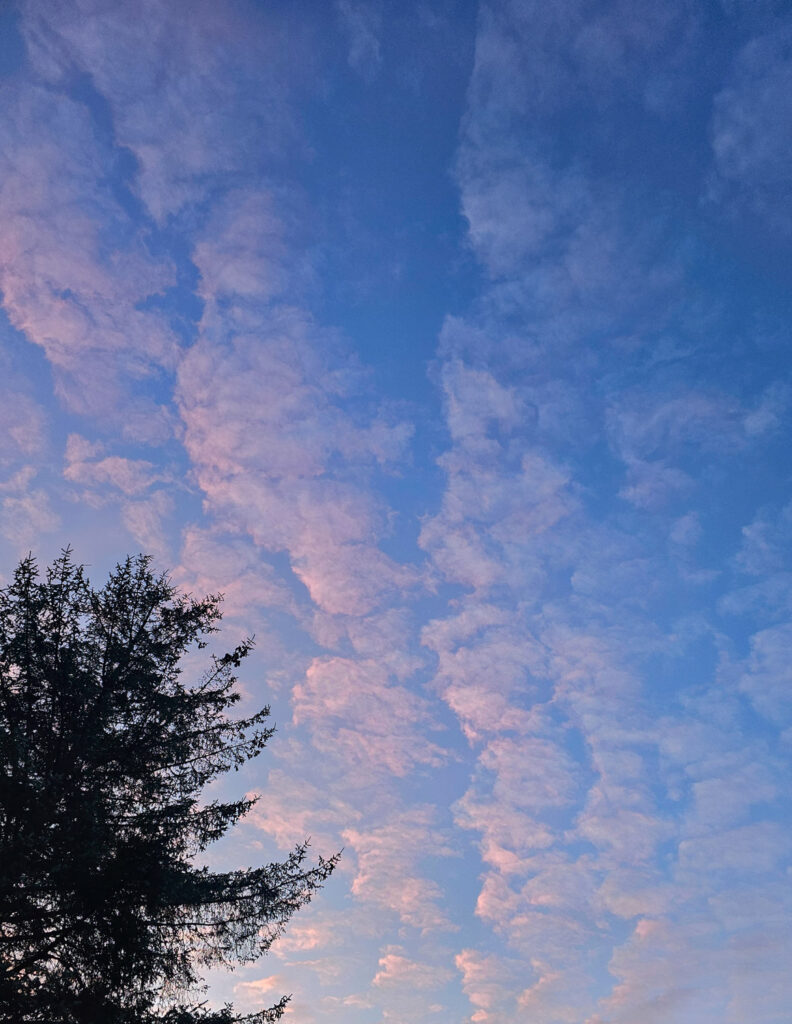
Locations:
0;551;336;1023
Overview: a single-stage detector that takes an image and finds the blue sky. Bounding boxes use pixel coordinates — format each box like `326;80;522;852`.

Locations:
1;1;791;1021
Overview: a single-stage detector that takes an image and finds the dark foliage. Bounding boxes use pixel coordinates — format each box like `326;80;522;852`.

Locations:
0;551;336;1023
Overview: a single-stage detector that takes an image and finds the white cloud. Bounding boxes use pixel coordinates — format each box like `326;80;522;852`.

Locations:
709;22;792;236
739;623;792;726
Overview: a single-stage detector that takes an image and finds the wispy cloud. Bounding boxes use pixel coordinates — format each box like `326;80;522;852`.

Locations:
336;0;383;79
709;20;792;237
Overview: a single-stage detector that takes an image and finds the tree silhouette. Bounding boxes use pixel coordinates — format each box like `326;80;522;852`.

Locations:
0;551;336;1023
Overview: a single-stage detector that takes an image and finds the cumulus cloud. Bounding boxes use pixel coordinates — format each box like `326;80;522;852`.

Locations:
272;919;337;956
738;624;792;726
372;948;452;989
455;791;555;874
455;948;529;1024
177;229;415;615
64;435;164;497
419;361;573;594
232;972;288;1014
247;769;362;855
178;327;415;614
343;808;457;933
176;527;301;622
293;657;445;778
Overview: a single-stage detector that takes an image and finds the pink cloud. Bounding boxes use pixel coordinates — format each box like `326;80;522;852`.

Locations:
0;472;60;550
419;363;572;592
64;435;164;497
480;735;579;810
176;527;301;622
341;608;424;680
0;391;48;464
0;83;178;432
177;300;415;617
596;868;673;920
272;919;337;956
455;949;526;1024
372;948;452;989
518;960;592;1024
343;808;457;933
247;769;361;855
21;0;311;222
119;491;176;566
677;821;790;877
454;792;555;873
422;601;552;740
293;656;445;778
593;917;724;1024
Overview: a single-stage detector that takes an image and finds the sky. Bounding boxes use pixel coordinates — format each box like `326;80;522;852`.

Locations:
1;0;791;1021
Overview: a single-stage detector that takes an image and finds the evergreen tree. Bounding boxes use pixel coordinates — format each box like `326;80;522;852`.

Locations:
0;551;336;1023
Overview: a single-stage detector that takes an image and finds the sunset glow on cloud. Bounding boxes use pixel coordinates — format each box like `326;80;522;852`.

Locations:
1;1;791;1021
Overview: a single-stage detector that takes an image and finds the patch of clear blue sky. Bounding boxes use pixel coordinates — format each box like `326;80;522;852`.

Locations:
0;6;24;78
294;0;481;393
